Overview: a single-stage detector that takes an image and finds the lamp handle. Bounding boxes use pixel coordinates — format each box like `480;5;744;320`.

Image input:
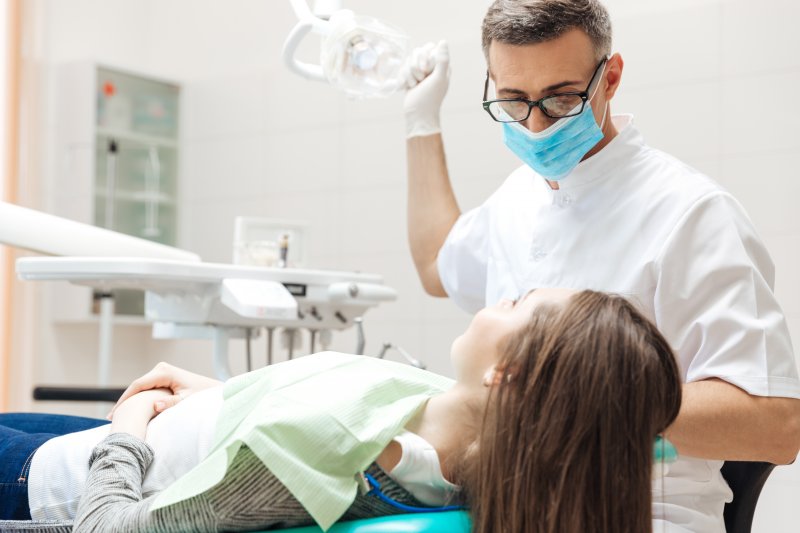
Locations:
281;19;328;82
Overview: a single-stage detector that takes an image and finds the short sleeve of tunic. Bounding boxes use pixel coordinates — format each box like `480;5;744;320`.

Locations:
654;192;800;398
437;202;491;314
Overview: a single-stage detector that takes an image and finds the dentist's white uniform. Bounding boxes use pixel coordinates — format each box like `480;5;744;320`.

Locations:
437;115;800;532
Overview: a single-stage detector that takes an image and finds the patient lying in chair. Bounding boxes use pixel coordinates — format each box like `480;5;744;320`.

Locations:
0;289;682;533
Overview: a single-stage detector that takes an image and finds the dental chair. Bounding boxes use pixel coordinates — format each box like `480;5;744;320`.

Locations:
228;460;779;533
0;513;471;533
0;461;774;532
249;460;776;533
251;459;777;533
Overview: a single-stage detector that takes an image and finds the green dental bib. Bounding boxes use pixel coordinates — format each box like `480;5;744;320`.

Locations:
152;352;455;531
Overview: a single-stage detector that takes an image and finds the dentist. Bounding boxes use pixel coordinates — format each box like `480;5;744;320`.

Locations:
403;0;800;531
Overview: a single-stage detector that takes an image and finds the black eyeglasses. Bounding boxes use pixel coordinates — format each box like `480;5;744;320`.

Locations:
482;58;607;123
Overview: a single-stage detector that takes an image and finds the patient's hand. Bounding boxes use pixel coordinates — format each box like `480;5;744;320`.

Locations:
108;362;222;420
110;388;172;440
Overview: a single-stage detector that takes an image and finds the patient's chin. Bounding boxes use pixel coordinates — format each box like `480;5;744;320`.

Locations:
449;336;464;365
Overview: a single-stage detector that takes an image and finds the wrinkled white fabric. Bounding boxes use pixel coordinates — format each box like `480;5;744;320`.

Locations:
388;431;459;506
438;114;800;532
28;385;224;520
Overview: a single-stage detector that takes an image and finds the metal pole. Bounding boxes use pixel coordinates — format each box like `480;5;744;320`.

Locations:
212;328;232;380
266;327;274;366
97;293;114;387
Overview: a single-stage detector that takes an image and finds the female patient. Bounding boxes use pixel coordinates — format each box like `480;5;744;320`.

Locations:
0;289;681;533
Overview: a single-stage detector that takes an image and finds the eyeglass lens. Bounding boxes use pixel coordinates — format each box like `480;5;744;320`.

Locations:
487;94;585;122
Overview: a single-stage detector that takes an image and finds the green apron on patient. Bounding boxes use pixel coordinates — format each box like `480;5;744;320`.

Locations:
152;352;455;531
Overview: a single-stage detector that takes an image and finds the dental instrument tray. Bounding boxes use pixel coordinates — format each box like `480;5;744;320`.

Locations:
17;257;395;328
17;257;397;379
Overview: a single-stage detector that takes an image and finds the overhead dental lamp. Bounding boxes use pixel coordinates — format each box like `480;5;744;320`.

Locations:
282;0;409;98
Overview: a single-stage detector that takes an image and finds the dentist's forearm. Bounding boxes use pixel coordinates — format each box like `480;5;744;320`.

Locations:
666;378;800;465
406;134;460;297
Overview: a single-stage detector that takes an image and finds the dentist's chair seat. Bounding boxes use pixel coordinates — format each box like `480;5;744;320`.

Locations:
720;461;775;533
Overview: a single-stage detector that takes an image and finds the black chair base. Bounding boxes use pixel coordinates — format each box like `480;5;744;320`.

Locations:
720;461;776;533
33;386;126;403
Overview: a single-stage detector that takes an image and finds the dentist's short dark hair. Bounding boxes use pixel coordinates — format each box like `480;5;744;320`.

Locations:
482;0;612;62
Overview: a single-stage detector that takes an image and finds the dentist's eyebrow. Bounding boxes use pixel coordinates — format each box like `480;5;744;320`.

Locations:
497;80;582;97
542;80;581;92
497;87;528;97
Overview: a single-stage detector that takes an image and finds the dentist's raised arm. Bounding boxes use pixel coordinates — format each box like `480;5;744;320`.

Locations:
404;41;460;297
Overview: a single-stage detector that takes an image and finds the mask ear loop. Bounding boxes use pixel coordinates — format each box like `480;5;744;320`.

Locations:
598;100;609;130
588;55;611;130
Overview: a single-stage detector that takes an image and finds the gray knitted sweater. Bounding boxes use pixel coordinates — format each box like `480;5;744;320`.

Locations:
67;433;432;533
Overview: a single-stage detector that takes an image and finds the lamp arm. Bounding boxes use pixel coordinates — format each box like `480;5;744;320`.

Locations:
281;20;327;82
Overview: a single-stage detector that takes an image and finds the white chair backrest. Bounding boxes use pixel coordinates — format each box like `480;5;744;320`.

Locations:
0;201;200;261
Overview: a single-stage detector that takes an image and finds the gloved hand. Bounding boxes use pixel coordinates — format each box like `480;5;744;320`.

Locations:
402;40;450;138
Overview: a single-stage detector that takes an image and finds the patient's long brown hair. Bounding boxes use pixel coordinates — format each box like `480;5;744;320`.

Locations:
455;290;682;533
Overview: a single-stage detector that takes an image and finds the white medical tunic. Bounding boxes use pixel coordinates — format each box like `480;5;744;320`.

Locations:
437;115;800;532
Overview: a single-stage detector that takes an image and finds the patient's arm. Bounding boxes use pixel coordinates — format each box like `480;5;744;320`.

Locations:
76;387;312;532
72;433;220;533
109;388;171;439
72;435;316;532
109;362;222;420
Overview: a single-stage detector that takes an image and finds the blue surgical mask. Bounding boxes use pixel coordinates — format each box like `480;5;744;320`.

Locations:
502;84;608;181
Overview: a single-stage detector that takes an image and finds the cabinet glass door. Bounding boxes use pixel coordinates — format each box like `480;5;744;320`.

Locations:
92;67;180;315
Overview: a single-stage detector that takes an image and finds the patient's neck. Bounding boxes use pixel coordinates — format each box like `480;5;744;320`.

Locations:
403;384;487;479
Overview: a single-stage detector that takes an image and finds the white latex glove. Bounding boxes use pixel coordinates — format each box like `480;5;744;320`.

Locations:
402;40;450;138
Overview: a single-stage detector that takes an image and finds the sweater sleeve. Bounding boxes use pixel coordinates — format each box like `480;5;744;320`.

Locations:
72;436;420;532
72;433;217;533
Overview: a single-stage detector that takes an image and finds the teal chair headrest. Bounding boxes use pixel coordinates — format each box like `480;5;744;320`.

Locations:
269;511;471;533
269;437;674;533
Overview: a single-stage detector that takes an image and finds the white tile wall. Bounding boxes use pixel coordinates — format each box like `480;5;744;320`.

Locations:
181;73;268;141
765;235;800;317
443;109;521;185
182;136;267;202
263;126;343;193
340;119;406;189
613;79;724;160
720;153;800;237
613;2;723;89
720;0;800;77
720;71;800;155
16;0;800;530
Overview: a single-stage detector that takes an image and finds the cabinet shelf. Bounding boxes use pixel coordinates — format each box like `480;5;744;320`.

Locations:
53;313;151;326
94;190;176;206
96;127;178;148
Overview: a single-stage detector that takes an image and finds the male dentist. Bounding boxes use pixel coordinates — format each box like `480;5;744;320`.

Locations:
402;0;800;531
